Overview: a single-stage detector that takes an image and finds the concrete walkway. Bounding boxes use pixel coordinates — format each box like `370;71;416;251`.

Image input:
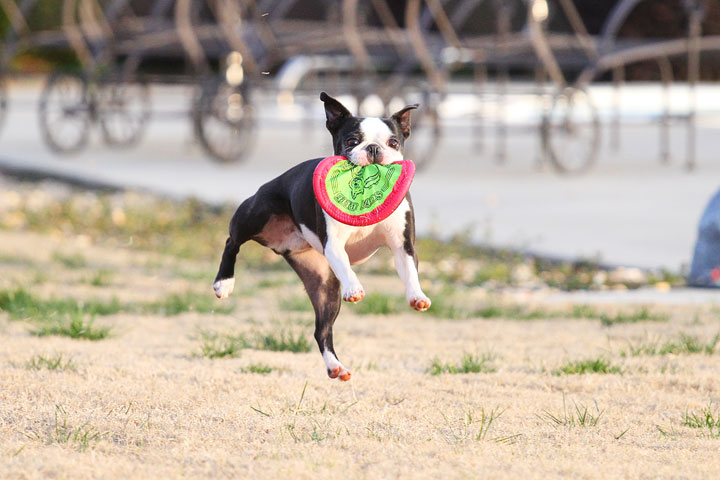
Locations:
1;82;719;271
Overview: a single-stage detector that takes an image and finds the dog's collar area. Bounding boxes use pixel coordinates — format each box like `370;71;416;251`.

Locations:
313;155;415;227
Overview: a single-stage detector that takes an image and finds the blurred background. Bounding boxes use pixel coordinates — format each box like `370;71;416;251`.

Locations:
1;0;720;283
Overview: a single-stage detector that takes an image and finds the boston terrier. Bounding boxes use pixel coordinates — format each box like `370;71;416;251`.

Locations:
213;92;431;381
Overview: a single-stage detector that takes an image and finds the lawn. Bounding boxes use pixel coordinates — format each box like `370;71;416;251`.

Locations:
0;183;718;479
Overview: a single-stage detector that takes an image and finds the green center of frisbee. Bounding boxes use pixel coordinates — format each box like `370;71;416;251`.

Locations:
325;160;403;215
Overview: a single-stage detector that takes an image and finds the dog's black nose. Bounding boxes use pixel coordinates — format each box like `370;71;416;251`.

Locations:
366;144;381;164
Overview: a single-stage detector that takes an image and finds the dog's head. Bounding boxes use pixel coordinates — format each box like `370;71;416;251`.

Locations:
320;92;418;166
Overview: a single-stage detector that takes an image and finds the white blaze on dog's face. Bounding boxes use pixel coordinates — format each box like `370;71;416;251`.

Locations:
345;118;403;166
320;92;419;166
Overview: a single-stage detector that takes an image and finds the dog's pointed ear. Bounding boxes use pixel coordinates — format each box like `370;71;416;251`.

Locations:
391;104;419;139
320;92;352;133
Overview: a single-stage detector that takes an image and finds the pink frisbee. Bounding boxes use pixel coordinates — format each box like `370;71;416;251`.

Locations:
313;155;415;227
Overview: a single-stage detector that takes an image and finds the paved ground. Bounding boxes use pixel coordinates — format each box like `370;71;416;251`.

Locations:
1;80;720;271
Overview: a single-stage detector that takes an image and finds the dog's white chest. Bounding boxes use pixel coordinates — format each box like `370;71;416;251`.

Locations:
324;199;410;265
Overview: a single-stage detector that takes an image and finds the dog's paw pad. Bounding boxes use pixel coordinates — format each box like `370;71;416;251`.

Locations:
327;366;352;381
342;288;365;303
213;278;235;299
410;296;431;311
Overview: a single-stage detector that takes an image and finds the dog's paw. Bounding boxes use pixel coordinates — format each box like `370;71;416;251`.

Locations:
213;278;235;299
323;351;352;381
342;285;365;303
409;295;431;311
328;366;352;382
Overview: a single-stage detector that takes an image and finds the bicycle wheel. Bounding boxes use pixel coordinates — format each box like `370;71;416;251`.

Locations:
0;78;7;136
98;81;151;148
541;87;600;175
386;83;441;172
193;79;255;164
38;71;92;154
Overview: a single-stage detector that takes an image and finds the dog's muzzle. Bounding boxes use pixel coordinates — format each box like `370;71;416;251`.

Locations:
366;144;382;164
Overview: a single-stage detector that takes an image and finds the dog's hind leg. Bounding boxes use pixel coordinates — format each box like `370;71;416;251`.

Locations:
214;237;241;298
214;196;272;299
285;249;350;381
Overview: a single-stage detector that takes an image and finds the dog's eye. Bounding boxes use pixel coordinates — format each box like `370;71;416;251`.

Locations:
387;138;399;150
346;138;359;147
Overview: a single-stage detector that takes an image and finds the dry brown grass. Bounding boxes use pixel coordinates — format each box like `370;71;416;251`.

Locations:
1;228;720;479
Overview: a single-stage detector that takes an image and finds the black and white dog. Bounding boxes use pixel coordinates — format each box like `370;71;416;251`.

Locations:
213;92;431;381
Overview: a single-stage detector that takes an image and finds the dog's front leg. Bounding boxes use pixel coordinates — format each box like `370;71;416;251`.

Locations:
386;201;431;311
324;234;365;303
386;206;430;310
392;247;431;311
